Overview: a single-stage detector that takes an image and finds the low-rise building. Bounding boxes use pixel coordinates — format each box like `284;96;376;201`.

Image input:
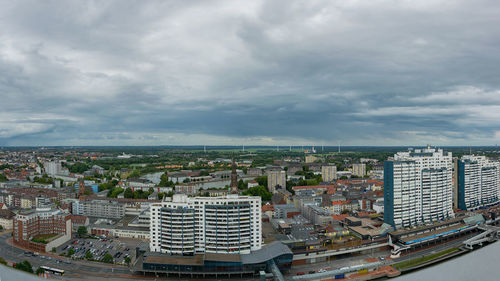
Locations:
175;184;200;195
0;209;14;230
73;199;125;219
71;215;89;232
247;168;263;177
273;204;301;219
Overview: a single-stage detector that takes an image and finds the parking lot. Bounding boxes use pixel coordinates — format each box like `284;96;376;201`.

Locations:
56;236;138;265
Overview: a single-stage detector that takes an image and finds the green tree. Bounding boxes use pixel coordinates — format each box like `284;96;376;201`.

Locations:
128;170;140;178
0;174;8;182
77;226;88;236
33;174;54;184
0;257;6;265
124;256;131;266
108;187;124;198
243;185;272;201
102;253;114;264
237;179;246;190
35;267;45;275
51;247;56;253
15;260;33;273
67;248;75;257
157;192;165;200
68;162;90;173
254;176;268;188
158;172;175;187
85;251;93;260
124;187;134;198
158;173;172;187
148;187;154;194
98;181;117;192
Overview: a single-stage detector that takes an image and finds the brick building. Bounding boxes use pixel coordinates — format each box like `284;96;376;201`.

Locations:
13;207;72;252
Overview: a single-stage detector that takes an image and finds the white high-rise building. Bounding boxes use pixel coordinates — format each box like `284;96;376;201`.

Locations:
150;194;261;255
384;145;454;228
352;163;366;177
455;155;499;211
44;161;62;176
267;170;286;193
321;165;337;182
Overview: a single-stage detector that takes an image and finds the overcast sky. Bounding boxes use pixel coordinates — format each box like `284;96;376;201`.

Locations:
1;0;500;146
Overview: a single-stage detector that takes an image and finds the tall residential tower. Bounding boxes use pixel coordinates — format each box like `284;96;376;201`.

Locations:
267;169;286;193
150;194;261;255
384;146;454;228
321;164;337;182
455;155;499;211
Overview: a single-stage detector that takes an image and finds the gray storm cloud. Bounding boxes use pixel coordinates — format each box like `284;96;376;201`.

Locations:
1;0;500;146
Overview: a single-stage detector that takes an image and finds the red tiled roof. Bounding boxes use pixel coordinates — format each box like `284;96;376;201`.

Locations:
262;205;274;212
357;211;377;217
71;215;88;224
331;214;349;221
331;200;351;205
293;185;335;190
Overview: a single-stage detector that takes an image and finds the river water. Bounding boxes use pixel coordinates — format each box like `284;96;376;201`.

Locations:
396;242;500;281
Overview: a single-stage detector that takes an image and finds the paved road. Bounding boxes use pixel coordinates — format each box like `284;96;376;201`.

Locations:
286;232;478;277
0;232;259;281
0;232;133;280
0;231;479;280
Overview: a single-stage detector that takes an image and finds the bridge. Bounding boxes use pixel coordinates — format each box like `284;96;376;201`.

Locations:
292;242;389;262
288;261;383;281
462;223;500;250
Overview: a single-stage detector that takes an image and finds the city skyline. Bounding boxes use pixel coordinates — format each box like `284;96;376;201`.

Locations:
2;1;500;146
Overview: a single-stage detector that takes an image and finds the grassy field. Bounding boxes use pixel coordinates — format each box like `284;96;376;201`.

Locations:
31;233;58;244
393;247;459;270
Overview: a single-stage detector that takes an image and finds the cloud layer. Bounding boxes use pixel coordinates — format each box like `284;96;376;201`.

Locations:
1;0;500;146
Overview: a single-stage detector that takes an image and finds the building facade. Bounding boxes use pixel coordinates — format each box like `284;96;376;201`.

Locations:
267;170;286;193
72;199;125;219
13;207;72;252
150;194;261;255
0;209;14;230
384;146;454;228
352;163;366;177
455;155;499;211
321;164;337;182
44;161;62;176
